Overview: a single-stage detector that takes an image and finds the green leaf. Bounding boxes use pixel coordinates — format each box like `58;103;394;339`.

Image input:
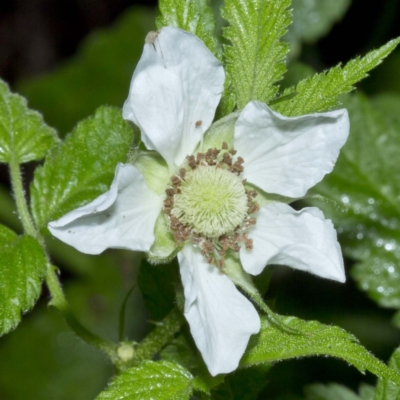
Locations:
30;106;133;232
0;224;47;335
241;316;400;385
359;384;376;400
304;383;369;400
96;361;193;400
375;347;400;400
157;0;218;55
0;79;58;163
274;38;400;116
222;0;291;109
18;8;155;134
310;94;400;310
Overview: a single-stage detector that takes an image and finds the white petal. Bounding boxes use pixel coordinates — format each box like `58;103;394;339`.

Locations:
178;245;260;376
48;164;162;255
123;27;225;169
234;101;349;198
240;202;345;282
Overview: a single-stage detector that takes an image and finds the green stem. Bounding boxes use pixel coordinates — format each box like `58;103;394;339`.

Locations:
9;156;182;368
135;307;185;361
9;158;118;360
45;265;118;361
8;157;37;237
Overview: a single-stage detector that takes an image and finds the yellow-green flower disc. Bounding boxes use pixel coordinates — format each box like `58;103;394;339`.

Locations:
172;166;248;238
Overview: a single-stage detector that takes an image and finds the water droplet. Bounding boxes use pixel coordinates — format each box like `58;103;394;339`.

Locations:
377;286;384;293
341;195;349;204
385;243;395;251
368;198;375;205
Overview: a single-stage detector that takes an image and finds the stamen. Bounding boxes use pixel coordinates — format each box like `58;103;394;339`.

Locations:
163;146;259;269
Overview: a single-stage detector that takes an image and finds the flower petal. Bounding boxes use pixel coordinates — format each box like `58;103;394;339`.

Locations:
234;101;349;198
178;245;260;376
123;27;225;169
240;202;345;282
48;164;162;255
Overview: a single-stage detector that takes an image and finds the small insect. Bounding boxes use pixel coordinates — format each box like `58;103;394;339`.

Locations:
195;120;202;128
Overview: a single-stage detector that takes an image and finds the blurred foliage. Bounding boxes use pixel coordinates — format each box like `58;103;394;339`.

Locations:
311;93;400;322
286;0;351;59
0;306;111;400
304;383;374;400
17;7;156;135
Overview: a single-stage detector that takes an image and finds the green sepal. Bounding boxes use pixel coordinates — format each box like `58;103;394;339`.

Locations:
147;213;179;264
0;79;58;164
202;111;239;150
130;149;170;195
0;225;47;336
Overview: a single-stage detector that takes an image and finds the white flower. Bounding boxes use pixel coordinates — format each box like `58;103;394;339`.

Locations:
48;27;349;376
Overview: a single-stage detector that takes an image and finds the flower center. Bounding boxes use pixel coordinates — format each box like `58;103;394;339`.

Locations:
172;166;248;238
163;143;259;269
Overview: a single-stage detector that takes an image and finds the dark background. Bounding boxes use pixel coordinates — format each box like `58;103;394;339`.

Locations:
1;0;399;84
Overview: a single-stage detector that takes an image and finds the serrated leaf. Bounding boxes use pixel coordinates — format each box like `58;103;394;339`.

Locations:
310;94;400;310
222;0;291;109
0;79;58;163
18;8;155;134
274;38;400;116
30;106;133;232
375;347;400;400
241;316;400;385
96;361;193;400
0;224;47;335
157;0;218;55
304;383;366;400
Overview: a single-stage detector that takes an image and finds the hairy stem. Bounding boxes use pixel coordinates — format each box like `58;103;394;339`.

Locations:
9;158;119;361
8;158;37;237
135;307;185;361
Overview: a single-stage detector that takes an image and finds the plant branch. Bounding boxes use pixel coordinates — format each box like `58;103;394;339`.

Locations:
8;158;37;237
134;307;185;362
46;264;119;361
